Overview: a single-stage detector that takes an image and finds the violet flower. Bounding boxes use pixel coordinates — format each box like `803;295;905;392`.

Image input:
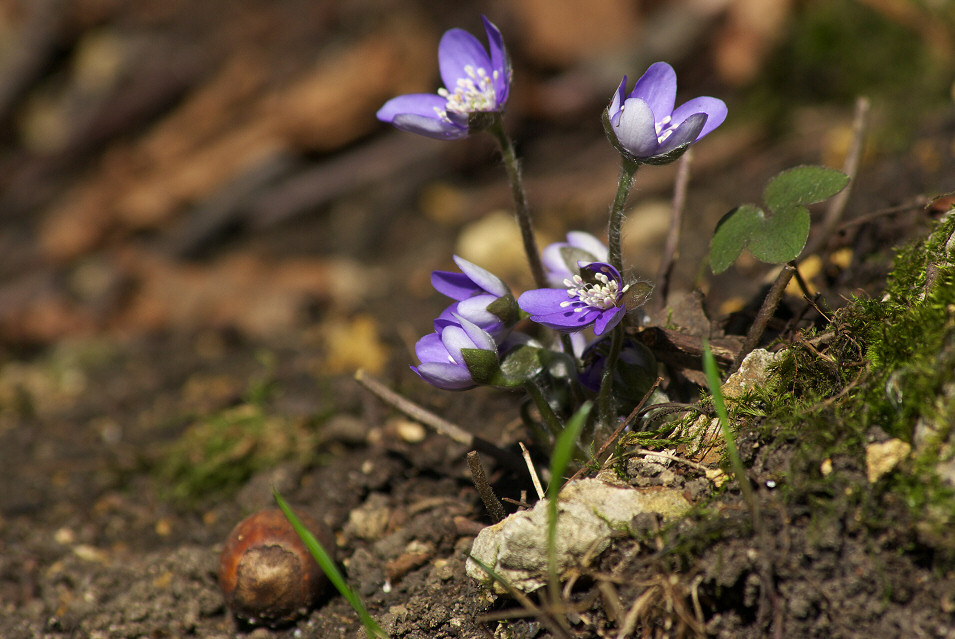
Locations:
432;256;516;338
518;262;628;336
412;315;498;390
377;16;510;140
541;231;609;287
606;62;726;164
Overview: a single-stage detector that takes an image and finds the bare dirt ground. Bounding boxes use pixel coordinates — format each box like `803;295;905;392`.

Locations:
1;2;954;638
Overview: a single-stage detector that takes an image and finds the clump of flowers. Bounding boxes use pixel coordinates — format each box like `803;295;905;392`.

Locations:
379;16;731;442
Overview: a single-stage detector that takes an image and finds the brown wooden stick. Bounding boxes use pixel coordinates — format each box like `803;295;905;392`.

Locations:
354;370;526;474
654;148;693;312
467;451;506;523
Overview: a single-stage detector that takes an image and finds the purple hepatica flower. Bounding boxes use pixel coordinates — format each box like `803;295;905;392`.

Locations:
541;231;610;287
518;262;628;336
432;255;514;338
606;62;726;164
376;16;510;140
412;315;498;390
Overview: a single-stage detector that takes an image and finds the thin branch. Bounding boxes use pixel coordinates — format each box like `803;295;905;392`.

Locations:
467;451;506;523
654;147;693;312
731;264;795;374
354;370;525;473
806;96;870;256
519;442;545;500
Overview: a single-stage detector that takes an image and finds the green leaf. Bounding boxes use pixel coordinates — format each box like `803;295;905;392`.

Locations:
748;205;811;264
763;165;849;213
461;348;499;385
488;344;545;388
709;204;764;274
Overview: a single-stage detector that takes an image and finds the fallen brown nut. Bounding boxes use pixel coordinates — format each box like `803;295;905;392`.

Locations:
218;507;334;626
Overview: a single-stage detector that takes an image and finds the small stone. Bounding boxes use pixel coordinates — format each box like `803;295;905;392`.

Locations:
866;438;911;483
466;478;691;592
721;349;780;399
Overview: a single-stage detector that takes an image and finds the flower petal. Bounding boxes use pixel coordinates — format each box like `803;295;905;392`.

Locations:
392;113;468;140
377;93;446;123
671;96;727;140
483;16;509;105
412;363;475;390
452;256;509;297
431;270;480;300
608;76;627;122
613;98;658;157
415;332;451;364
655;112;707;156
629;62;676;122
455;294;500;326
531;306;601;332
454;314;497;351
566;231;609;262
517;288;574;316
438;28;492;92
440;324;472;365
593;305;626;336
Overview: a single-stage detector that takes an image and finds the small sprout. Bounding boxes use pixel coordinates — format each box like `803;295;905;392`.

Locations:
218;508;334;627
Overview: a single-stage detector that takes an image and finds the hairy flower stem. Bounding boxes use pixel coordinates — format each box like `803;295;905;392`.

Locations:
597;322;625;429
599;158;640;428
607;158;640;273
487;114;547;289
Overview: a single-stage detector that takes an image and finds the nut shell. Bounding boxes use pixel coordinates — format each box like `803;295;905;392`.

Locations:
218;508;334;626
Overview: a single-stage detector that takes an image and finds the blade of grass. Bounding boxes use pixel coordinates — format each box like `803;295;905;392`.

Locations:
546;402;592;612
701;342;758;520
274;490;388;638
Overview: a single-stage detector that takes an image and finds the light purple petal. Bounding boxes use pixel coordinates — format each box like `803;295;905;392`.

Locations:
655;112;707;156
483;16;509;105
438;28;492;92
629;62;676;122
455;294;499;326
613;98;658;157
608;76;627;120
518;288;574;316
432;271;480;300
453;314;497;351
440;324;472;365
415;332;451;363
531;306;601;332
452;256;509;297
671;96;727;140
377;93;446;123
566;231;609;261
541;243;571;282
412;363;475;390
392;113;467;140
593;305;626;336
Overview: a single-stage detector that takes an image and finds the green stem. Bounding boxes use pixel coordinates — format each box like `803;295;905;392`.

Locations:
597;322;624;429
524;382;564;439
598;158;640;429
607;158;640;273
487;114;547;289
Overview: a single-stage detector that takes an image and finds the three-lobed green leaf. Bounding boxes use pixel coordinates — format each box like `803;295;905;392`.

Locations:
709;166;849;274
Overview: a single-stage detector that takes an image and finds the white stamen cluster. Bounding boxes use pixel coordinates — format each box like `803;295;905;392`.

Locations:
432;65;498;122
560;270;623;311
655;114;674;143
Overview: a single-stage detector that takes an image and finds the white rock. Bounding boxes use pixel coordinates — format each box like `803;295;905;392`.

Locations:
466;478;691;592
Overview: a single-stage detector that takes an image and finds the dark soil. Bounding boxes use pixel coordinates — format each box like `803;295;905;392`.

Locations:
2;2;955;638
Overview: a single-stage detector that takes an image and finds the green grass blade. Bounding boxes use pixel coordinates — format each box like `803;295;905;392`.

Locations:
701;342;758;517
274;490;388;638
546;402;592;604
